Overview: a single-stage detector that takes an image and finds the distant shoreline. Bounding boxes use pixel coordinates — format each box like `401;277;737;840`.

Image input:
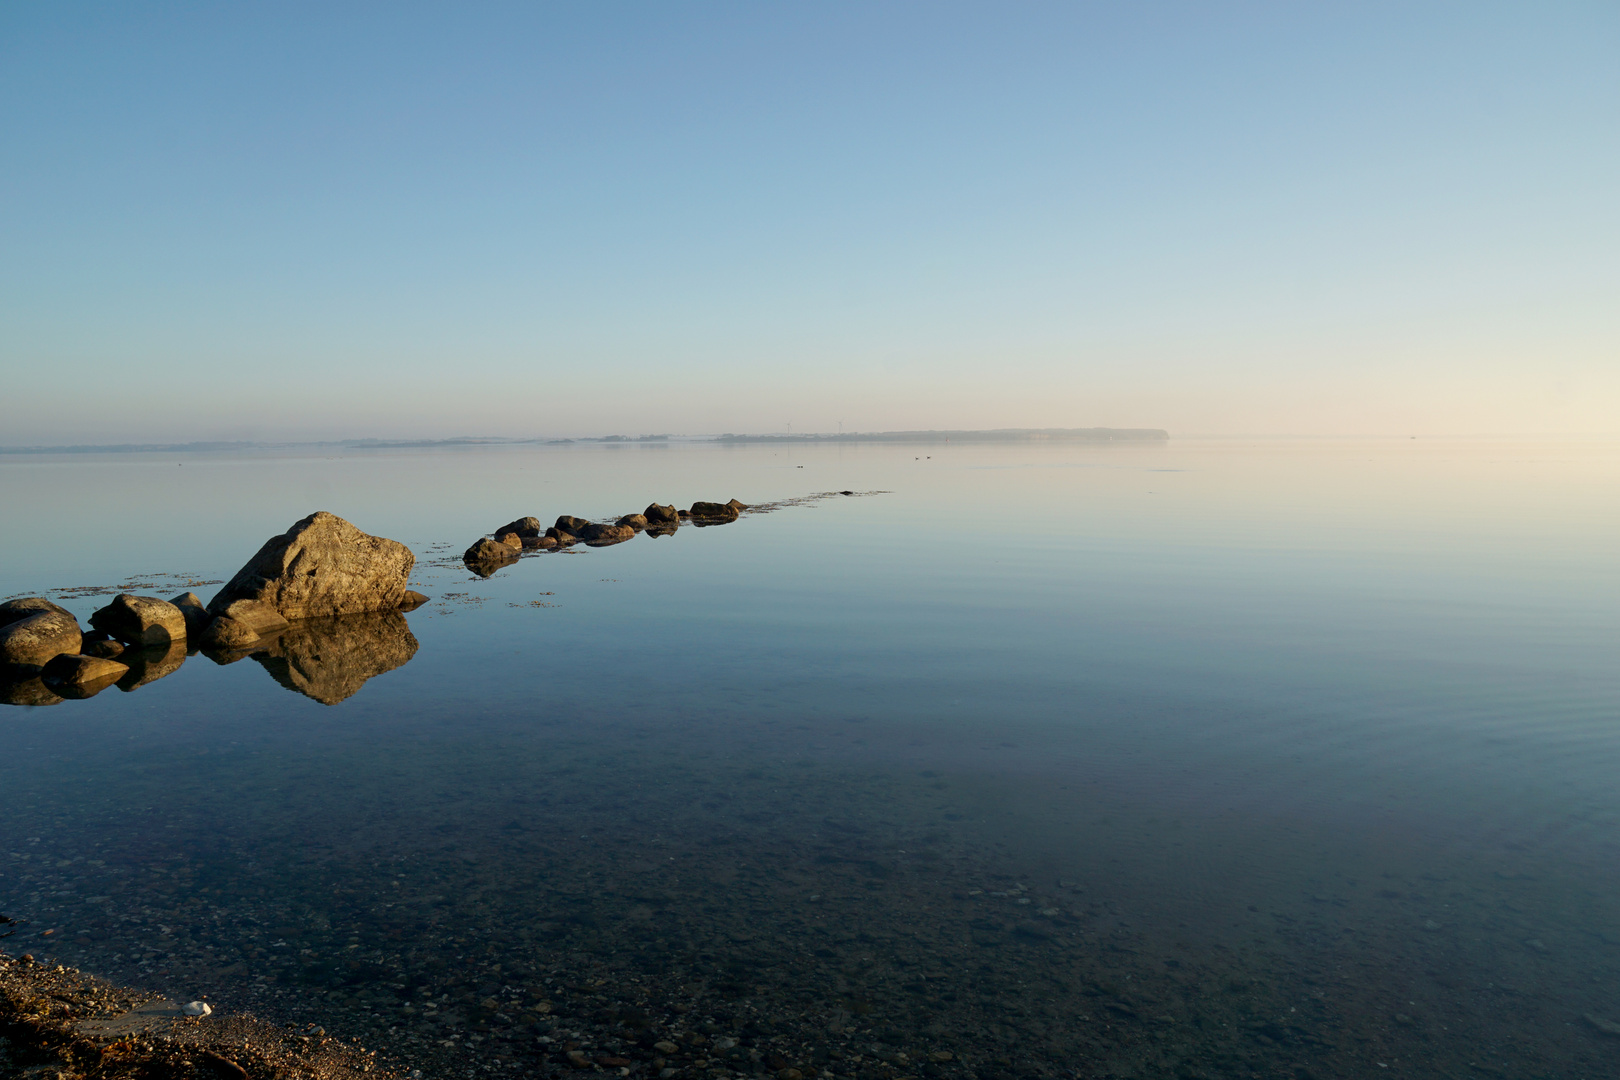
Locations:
0;427;1168;454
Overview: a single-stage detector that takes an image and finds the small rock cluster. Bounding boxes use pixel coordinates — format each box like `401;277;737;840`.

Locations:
1;511;428;705
464;500;747;573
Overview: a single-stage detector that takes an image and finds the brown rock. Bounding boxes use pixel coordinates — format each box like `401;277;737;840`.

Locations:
726;499;749;511
216;598;291;636
169;592;211;638
644;503;679;524
545;527;576;544
200;616;261;653
0;609;83;670
208;511;416;620
499;516;543;538
83;638;125;660
464;537;521;565
498;532;523;549
554;515;591;533
522;536;558;550
250;610;419;705
42;653;130;695
689;501;740;521
616;514;649;530
399;590;430;611
90;594;188;646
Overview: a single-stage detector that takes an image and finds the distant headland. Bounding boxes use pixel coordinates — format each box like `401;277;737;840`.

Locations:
0;428;1167;454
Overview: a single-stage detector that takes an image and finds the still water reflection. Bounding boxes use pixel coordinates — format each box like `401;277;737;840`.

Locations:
2;439;1618;1079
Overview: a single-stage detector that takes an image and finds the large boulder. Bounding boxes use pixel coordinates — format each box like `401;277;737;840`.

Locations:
208;512;415;621
499;517;543;538
0;605;83;670
90;594;188;646
644;503;679;524
0;597;74;624
251;610;419;705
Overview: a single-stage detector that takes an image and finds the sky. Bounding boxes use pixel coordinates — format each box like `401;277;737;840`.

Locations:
2;2;1616;443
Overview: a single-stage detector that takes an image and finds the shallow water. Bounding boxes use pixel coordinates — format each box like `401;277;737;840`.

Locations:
3;438;1619;1079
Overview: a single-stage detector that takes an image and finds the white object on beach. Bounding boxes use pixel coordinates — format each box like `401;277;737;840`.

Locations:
183;1001;212;1017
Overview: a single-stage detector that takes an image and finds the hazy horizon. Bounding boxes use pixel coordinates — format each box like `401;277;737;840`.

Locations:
3;3;1616;444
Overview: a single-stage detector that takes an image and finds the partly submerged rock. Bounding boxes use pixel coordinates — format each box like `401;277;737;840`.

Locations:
554;515;591;533
43;653;130;696
499;516;542;538
689;500;741;521
169;592;212;639
579;522;636;546
726;499;749;512
90;594;188;647
251;609;419;705
521;535;558;550
616;513;649;530
399;590;430;611
199;616;262;653
117;640;187;691
464;537;521;564
215;598;290;637
208;511;415;620
644;503;679;524
82;637;126;660
545;527;577;545
0;608;83;670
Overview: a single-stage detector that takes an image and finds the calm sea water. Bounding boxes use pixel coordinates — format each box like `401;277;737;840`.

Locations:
3;438;1618;1080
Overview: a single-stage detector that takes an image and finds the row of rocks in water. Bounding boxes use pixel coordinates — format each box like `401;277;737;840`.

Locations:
464;500;748;571
1;511;428;706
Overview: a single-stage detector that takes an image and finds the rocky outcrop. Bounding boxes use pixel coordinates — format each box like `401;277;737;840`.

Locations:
644;503;679;524
578;522;636;546
251;609;420;705
169;592;211;638
499;516;542;538
0;603;82;671
555;515;591;534
42;653;129;697
617;514;649;530
208;511;415;620
89;594;188;646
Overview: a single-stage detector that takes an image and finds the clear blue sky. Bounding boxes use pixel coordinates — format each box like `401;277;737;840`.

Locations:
2;2;1615;442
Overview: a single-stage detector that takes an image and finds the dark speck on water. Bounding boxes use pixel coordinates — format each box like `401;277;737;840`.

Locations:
2;438;1619;1080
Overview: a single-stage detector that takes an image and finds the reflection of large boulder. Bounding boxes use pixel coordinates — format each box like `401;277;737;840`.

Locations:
0;672;63;707
116;640;187;691
250;610;419;705
209;512;415;620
